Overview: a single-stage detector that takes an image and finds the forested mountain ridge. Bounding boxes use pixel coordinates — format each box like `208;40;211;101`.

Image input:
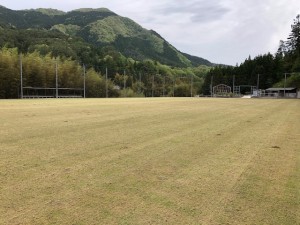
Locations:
0;6;212;67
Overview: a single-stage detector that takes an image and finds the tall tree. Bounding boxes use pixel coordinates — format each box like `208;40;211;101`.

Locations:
286;15;300;56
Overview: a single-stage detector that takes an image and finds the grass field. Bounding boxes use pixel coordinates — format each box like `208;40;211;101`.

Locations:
0;98;299;225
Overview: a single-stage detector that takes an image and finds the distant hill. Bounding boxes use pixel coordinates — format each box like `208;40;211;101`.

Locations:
0;6;213;67
181;52;213;67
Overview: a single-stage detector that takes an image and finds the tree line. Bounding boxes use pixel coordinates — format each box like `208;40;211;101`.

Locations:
0;47;208;99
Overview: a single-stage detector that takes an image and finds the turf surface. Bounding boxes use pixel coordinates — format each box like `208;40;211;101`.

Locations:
0;98;299;224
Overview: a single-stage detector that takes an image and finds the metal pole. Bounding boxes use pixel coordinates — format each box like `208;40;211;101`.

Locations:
210;75;213;97
232;75;235;97
284;73;286;97
83;64;86;98
257;74;260;97
173;76;176;97
152;75;154;97
123;70;126;97
20;54;23;99
139;72;141;94
163;76;165;97
105;67;108;98
123;70;126;90
191;74;193;97
56;60;58;98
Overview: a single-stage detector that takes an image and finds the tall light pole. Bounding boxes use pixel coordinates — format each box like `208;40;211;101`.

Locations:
173;76;176;97
232;75;235;97
284;73;287;97
139;72;142;94
163;75;165;97
190;74;193;97
257;74;260;97
105;67;108;98
210;75;213;97
20;54;23;99
284;73;293;98
152;75;154;97
83;64;86;98
56;60;58;98
123;70;126;97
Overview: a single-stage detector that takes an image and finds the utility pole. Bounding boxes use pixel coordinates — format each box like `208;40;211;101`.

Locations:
105;67;108;98
257;74;260;97
173;76;176;97
191;74;193;97
83;64;86;98
152;75;154;97
56;60;58;98
163;76;165;97
284;73;287;97
232;75;235;97
210;75;213;97
139;72;142;94
123;70;126;97
20;54;23;99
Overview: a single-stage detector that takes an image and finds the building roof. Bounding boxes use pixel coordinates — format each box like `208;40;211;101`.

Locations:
213;84;231;88
266;87;296;91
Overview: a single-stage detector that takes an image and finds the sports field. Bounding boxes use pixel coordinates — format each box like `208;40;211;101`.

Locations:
0;98;299;225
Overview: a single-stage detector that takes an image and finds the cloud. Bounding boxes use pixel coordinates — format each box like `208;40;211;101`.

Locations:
158;0;230;23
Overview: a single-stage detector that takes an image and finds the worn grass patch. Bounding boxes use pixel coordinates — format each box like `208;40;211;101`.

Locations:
0;98;299;224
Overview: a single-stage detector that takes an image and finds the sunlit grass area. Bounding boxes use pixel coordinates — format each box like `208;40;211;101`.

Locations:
0;98;299;224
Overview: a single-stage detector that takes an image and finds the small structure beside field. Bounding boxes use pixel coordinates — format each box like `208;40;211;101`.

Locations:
262;87;298;98
213;84;231;97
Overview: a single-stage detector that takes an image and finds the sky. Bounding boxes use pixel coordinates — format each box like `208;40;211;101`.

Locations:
0;0;299;65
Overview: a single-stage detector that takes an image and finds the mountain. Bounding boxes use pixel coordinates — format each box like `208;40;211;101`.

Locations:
181;52;213;67
0;6;213;67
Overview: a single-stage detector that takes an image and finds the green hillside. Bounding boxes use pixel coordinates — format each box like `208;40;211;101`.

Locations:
0;6;212;67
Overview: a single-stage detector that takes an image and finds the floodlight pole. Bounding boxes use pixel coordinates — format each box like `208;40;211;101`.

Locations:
191;74;193;97
152;75;154;97
139;72;142;94
105;67;108;98
284;73;286;98
232;75;235;97
123;70;126;97
20;54;23;99
83;64;86;98
163;76;165;97
210;75;213;97
55;60;58;98
257;74;260;97
173;76;176;97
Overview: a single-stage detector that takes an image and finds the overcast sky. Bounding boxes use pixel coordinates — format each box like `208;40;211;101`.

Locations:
0;0;299;65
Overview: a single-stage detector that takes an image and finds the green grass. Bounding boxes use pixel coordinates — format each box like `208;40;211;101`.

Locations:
0;98;299;225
